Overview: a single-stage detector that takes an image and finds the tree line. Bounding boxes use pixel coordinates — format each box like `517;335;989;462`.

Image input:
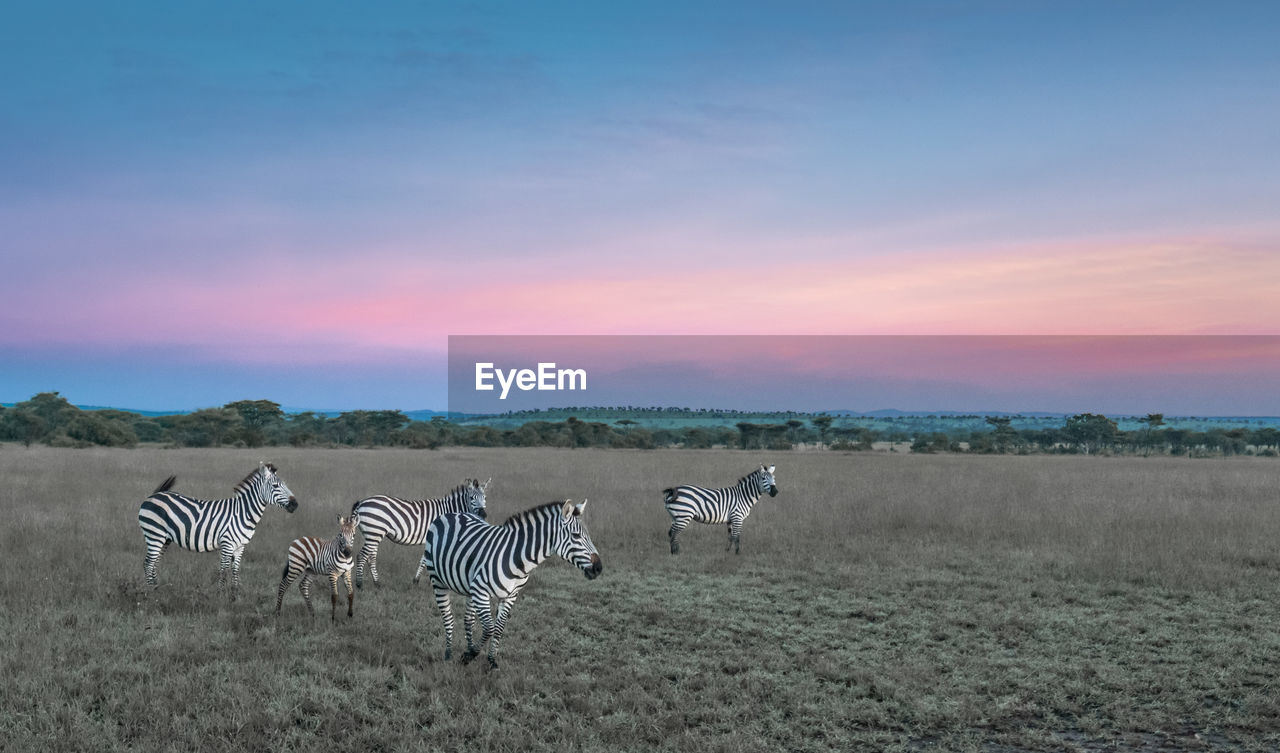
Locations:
1;394;1276;457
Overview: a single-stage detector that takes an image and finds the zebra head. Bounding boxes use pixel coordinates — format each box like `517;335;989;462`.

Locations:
463;477;489;519
757;464;778;497
555;499;603;580
336;514;358;557
262;462;299;512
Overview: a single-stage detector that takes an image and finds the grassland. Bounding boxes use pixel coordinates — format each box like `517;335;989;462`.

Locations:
2;446;1279;752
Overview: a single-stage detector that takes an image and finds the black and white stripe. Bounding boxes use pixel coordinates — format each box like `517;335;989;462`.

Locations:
275;515;358;621
351;478;489;588
415;500;603;668
137;462;299;595
663;464;778;554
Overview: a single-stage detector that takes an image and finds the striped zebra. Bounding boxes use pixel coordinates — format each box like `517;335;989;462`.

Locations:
137;462;299;596
414;499;603;669
351;478;489;588
663;463;778;555
275;515;359;621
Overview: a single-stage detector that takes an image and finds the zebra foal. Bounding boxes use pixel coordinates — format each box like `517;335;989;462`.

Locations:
275;515;359;621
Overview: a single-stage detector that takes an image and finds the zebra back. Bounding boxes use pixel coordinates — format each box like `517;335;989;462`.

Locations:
353;478;488;544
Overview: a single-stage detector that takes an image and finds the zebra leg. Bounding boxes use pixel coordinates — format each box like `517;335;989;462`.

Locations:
369;543;382;587
275;566;298;616
345;570;354;618
300;574;315;619
726;522;733;551
729;517;743;555
461;597;483;663
432;587;454;660
329;573;340;622
142;537;168;586
230;544;246;598
486;598;517;670
217;544;236;590
669;519;689;554
355;535;380;589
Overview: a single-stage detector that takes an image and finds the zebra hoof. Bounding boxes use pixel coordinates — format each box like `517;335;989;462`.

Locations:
487;658;499;670
461;649;479;664
444;649;452;661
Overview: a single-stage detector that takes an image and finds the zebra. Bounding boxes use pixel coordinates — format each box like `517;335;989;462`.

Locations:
137;462;299;596
414;499;603;669
663;463;778;555
351;477;489;588
275;514;359;621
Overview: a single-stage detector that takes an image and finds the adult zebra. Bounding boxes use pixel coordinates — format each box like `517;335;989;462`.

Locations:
351;478;489;588
137;462;299;596
415;499;603;669
663;463;778;554
275;514;359;621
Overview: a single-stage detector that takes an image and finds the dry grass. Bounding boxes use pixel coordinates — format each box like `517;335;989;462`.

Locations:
2;445;1279;751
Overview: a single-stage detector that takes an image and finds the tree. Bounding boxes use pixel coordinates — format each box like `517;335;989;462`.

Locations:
811;415;834;446
985;416;1017;453
1;409;46;447
1139;413;1165;457
173;408;241;447
65;413;138;447
1064;413;1118;454
225;400;284;447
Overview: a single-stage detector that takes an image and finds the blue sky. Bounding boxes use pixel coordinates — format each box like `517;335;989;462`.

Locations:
3;2;1278;411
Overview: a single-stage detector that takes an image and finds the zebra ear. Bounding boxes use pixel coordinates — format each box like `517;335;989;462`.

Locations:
767;465;775;474
561;499;574;518
574;500;587;516
483;477;492;490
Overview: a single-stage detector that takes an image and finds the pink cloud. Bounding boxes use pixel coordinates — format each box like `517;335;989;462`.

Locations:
5;234;1279;364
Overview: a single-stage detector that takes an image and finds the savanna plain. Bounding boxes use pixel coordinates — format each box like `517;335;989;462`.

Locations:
3;446;1279;752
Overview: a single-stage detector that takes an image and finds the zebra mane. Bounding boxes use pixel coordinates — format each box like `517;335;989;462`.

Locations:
498;501;564;528
232;463;275;495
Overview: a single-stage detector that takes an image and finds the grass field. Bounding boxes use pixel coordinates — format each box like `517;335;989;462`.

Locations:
2;446;1279;752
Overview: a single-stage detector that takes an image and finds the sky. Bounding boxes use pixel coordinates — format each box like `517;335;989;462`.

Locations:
2;1;1278;413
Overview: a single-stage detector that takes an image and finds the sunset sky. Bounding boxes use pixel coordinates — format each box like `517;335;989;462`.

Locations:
3;2;1278;412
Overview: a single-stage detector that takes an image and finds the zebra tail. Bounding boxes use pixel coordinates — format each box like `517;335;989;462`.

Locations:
351;499;362;516
152;475;177;494
662;488;675;504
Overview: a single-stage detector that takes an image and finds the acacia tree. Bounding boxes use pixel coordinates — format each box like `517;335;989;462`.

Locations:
225;400;285;447
985;416;1017;453
1139;413;1165;456
1064;413;1119;454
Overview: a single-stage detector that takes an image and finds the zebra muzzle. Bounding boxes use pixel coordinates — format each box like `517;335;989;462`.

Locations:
584;554;602;580
768;485;778;497
285;498;299;512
